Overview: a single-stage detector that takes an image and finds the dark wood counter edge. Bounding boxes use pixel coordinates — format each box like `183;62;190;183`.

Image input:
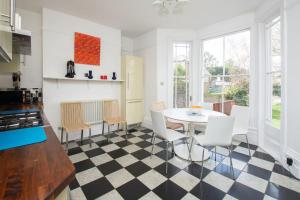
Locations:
0;104;75;200
44;126;76;200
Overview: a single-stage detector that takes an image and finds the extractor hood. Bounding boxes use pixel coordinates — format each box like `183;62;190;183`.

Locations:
12;29;31;55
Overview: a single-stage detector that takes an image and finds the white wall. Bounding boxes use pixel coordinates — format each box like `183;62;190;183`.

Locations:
284;0;300;178
0;8;42;89
133;30;157;127
121;36;133;55
43;9;122;140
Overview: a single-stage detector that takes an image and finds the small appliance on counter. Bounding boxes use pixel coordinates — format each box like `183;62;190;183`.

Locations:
0;88;42;105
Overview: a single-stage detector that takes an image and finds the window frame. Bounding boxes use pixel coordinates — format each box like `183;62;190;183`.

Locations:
265;16;282;129
200;29;251;113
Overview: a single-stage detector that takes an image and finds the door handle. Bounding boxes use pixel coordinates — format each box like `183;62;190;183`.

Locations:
127;100;142;103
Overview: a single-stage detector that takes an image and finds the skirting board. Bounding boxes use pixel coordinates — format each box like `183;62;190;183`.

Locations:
285;148;300;179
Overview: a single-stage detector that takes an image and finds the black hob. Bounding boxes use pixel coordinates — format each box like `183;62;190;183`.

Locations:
0;111;43;132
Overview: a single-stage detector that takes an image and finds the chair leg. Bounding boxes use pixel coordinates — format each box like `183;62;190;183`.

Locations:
245;135;251;156
151;135;156;156
185;138;192;162
60;128;64;144
150;132;155;143
171;141;175;154
200;148;205;180
189;137;194;155
214;146;217;161
117;123;120;131
89;128;92;147
80;129;83;145
66;132;69;152
228;145;235;180
165;141;169;174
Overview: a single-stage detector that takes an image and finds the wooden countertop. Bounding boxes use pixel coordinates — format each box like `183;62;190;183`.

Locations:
0;104;75;200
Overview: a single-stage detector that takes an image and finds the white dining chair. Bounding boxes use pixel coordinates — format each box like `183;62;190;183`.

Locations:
193;102;214;134
190;116;235;180
151;101;185;146
231;105;251;156
150;110;191;174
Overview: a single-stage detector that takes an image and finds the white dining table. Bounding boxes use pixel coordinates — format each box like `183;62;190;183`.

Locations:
163;108;225;162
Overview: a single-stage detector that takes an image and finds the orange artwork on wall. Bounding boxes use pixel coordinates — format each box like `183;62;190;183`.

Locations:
74;32;101;65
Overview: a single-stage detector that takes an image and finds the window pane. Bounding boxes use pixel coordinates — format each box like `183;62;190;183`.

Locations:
224;76;249;114
203;76;223;112
203;38;224;76
272;73;281;128
271;21;281;71
173;42;190;108
225;31;250;75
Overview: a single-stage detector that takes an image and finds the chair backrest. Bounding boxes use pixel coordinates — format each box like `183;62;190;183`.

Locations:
150;110;168;140
103;100;120;120
204;116;235;146
61;102;84;126
230;105;250;131
196;102;214;110
151;101;167;112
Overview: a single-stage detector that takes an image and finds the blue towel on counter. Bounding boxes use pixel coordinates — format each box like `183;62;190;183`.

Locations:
0;126;47;151
0;108;40;115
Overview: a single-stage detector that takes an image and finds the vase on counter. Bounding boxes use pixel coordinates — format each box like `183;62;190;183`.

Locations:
112;72;117;80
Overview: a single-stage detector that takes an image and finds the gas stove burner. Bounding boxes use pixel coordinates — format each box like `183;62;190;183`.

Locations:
0;110;44;131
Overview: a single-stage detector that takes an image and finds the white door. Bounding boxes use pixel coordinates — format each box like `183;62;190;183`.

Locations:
172;42;192;108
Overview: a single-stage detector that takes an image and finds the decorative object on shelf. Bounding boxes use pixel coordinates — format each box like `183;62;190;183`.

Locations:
112;72;117;80
87;70;93;79
65;60;75;78
74;32;101;65
12;71;21;90
152;0;190;15
100;75;108;80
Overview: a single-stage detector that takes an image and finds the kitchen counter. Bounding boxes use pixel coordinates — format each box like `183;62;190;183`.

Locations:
0;104;75;200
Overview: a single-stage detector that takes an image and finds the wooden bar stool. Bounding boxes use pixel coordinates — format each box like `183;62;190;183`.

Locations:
61;102;92;151
102;100;128;142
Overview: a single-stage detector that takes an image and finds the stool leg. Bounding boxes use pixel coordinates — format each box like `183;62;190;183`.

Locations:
107;125;110;142
125;122;128;141
60;128;64;144
66;132;69;152
102;122;105;135
89;128;92;147
81;129;83;145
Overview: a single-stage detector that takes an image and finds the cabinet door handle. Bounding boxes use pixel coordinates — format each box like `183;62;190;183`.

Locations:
10;0;16;31
127;73;130;89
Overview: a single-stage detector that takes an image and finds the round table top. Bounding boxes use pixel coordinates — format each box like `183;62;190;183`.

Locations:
163;108;225;123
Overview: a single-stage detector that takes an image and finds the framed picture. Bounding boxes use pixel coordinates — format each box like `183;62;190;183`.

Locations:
74;32;101;65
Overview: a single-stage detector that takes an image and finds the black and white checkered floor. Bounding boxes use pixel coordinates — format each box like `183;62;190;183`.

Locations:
66;127;300;200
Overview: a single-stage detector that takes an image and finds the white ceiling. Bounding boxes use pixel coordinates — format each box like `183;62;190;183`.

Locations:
16;0;268;37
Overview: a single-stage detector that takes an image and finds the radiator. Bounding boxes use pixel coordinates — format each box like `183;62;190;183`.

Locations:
82;100;103;125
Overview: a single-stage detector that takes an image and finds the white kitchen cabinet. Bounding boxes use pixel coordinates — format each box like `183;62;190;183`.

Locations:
121;56;144;125
126;100;144;125
0;0;14;62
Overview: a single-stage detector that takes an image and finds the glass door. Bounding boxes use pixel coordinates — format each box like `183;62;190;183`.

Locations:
172;42;192;108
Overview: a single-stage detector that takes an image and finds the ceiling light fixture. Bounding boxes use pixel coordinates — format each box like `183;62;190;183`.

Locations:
152;0;190;15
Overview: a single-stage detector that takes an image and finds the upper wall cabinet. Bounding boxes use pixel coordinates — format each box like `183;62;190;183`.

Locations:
0;0;15;62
